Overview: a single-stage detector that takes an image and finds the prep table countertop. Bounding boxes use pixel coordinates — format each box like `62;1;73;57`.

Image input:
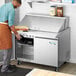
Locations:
17;30;58;39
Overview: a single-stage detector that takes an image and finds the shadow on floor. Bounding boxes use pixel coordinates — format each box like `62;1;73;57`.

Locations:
0;66;32;76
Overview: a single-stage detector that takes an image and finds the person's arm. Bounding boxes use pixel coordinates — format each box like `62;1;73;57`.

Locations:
8;9;21;40
10;25;18;35
10;25;21;40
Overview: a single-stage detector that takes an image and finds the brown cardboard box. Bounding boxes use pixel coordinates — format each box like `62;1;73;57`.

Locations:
26;69;75;76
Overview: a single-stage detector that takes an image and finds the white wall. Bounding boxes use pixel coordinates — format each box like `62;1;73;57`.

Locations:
63;4;76;63
19;0;32;22
20;2;76;63
0;0;5;7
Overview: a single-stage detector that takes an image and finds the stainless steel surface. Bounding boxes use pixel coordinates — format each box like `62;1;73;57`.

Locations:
34;37;58;66
17;30;58;39
16;36;34;60
16;14;70;69
58;28;70;67
19;13;69;33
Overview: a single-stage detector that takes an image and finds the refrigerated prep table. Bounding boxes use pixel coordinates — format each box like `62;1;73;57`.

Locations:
15;13;70;71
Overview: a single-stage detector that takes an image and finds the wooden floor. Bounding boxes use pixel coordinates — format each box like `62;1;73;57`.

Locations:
11;60;76;75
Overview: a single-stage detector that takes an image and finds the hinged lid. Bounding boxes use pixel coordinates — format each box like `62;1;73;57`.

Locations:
19;13;69;33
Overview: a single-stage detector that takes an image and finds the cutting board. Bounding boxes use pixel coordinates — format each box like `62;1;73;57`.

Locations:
15;26;29;31
26;69;75;76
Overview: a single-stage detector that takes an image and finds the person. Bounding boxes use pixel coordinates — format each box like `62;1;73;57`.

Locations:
0;0;22;73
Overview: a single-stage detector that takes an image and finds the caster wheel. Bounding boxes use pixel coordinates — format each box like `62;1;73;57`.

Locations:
55;67;59;72
64;62;67;64
17;61;21;65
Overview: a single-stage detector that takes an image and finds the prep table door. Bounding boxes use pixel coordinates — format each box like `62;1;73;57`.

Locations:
34;37;58;67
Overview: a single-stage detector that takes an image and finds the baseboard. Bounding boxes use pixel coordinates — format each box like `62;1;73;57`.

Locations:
68;59;76;63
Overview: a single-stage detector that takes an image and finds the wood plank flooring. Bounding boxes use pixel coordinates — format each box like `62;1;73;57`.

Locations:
10;60;76;75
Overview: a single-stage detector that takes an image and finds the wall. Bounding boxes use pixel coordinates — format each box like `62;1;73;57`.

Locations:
20;1;76;63
0;0;5;7
5;0;12;3
19;0;32;22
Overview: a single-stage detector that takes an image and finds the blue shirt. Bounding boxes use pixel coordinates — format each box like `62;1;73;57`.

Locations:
0;2;15;26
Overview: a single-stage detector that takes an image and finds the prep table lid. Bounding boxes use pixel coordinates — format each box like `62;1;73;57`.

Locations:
19;13;69;33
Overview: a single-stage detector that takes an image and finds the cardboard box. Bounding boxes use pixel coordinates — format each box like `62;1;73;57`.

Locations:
26;69;75;76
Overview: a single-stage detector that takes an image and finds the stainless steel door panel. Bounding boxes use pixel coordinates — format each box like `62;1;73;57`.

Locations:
34;37;58;67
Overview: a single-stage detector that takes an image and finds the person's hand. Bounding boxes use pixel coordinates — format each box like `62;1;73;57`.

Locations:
16;34;21;40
